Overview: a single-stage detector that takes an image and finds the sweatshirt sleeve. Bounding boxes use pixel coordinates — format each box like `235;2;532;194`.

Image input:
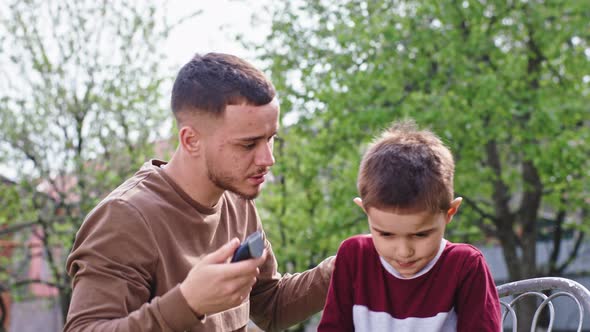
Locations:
317;239;355;332
64;199;201;332
248;236;335;332
456;251;502;332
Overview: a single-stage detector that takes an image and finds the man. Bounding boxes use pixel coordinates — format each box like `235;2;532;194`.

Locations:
65;53;334;332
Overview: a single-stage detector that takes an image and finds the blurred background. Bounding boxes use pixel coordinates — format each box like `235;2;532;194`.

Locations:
0;0;588;331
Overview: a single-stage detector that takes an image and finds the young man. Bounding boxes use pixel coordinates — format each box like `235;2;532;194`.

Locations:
318;120;501;331
65;53;334;332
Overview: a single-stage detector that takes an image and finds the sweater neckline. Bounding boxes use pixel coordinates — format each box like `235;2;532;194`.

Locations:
150;159;221;215
379;239;447;280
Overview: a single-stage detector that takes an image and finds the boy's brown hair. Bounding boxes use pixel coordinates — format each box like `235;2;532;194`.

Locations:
171;53;276;121
357;119;455;213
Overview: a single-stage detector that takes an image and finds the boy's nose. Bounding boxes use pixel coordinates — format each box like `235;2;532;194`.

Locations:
396;242;414;258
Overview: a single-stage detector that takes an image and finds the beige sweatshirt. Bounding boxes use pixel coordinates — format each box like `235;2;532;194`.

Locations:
65;160;333;332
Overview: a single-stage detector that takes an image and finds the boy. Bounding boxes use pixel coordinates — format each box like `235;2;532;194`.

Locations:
318;120;501;331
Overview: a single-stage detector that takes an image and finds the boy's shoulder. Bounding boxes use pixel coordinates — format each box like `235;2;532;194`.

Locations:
444;241;484;258
335;235;380;273
336;234;376;256
442;241;487;271
340;233;373;248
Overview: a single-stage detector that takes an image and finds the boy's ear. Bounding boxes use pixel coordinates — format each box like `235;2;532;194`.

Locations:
353;197;366;213
445;197;463;223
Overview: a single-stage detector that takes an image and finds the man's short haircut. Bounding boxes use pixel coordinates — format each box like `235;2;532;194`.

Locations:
171;53;276;120
357;119;455;213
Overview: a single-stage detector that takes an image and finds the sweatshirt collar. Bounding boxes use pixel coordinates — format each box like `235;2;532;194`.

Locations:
150;159;221;215
379;239;447;280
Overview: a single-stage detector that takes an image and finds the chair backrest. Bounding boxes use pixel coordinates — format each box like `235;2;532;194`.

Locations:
497;277;590;332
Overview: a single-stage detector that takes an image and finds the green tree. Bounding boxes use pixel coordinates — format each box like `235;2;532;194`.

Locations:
253;1;589;329
0;0;192;319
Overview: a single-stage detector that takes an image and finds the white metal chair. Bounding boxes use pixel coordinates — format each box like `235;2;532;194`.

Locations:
497;277;590;332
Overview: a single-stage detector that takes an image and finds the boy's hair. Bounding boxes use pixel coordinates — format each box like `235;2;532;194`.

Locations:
357;119;455;213
171;53;276;120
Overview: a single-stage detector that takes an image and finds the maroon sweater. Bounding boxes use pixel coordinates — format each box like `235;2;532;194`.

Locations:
319;235;501;332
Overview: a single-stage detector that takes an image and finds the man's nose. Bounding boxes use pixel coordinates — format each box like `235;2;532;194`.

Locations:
255;141;275;167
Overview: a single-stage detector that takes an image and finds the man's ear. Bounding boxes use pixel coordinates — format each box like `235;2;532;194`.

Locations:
353;197;366;213
445;197;463;224
178;125;201;156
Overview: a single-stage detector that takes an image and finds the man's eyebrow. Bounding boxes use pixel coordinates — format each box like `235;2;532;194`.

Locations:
234;132;277;141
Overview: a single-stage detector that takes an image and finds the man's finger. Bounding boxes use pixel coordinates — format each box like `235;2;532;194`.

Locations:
219;250;267;278
202;238;240;264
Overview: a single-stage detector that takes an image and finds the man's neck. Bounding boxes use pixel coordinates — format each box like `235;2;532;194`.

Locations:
163;151;223;207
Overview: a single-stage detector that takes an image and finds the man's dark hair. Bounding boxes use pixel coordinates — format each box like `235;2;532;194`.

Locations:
357;119;455;213
171;53;276;119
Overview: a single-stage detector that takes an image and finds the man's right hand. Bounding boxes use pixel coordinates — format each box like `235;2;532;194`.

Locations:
179;238;267;316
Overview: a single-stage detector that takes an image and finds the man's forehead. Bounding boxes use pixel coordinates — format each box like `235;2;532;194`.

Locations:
223;102;279;123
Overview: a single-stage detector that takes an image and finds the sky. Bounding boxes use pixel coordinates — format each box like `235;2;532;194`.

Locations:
165;0;271;69
0;0;272;180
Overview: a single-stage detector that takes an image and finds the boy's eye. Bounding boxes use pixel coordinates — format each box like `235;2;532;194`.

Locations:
380;232;393;237
414;233;429;238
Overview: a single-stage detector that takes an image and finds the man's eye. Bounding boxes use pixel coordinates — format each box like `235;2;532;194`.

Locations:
415;233;429;238
243;143;256;149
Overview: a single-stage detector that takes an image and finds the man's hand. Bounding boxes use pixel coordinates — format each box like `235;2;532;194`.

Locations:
179;238;267;316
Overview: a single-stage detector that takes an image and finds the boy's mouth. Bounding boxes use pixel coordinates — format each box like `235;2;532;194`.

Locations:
396;260;417;268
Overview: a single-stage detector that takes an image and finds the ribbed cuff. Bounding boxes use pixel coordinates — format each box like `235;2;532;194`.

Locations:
158;284;205;331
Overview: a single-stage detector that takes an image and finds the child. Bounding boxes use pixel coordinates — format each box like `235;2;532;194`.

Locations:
318;120;501;331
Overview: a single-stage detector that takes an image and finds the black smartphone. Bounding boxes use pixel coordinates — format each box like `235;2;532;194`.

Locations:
231;231;264;262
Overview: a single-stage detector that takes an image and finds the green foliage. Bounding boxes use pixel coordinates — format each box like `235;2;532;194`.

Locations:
254;0;590;282
0;0;180;315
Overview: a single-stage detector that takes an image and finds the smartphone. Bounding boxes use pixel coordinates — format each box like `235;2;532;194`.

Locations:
231;230;264;262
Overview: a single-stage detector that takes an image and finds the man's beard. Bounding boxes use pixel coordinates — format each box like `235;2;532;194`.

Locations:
207;168;261;200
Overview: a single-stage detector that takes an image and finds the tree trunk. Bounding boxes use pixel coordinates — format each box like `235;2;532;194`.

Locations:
0;291;10;332
60;279;72;324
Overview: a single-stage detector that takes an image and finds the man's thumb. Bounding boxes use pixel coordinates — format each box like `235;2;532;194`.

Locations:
203;238;240;264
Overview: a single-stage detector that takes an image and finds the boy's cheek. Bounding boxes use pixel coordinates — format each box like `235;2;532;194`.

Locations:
372;239;391;256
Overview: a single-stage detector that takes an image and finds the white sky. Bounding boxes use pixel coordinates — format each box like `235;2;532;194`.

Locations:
0;0;272;180
165;0;271;69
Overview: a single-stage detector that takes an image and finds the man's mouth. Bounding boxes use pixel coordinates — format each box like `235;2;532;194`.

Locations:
248;172;267;185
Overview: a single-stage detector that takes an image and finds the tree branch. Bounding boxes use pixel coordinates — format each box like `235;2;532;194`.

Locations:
557;231;585;275
484;139;512;222
10;278;64;290
548;207;566;274
0;221;37;236
455;194;498;237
